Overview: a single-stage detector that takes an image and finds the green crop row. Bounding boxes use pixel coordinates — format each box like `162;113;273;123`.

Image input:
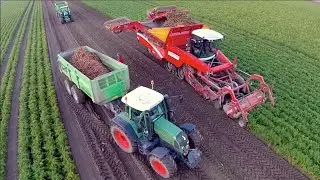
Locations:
17;1;78;179
0;1;33;178
0;1;29;66
82;1;320;179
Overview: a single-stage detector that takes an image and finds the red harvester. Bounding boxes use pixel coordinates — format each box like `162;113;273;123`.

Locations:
103;6;275;127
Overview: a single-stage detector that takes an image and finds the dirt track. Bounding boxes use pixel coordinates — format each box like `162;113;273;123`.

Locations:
42;1;308;179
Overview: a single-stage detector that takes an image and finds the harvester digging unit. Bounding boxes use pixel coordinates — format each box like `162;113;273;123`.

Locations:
103;6;275;127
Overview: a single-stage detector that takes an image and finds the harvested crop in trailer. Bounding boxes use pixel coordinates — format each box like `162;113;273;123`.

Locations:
70;48;110;79
162;9;195;27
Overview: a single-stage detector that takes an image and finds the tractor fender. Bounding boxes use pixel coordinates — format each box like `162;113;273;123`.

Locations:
179;123;197;133
112;116;138;142
149;147;170;159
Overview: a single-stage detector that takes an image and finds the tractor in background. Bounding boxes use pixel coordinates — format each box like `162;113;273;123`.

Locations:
57;46;202;178
54;1;73;24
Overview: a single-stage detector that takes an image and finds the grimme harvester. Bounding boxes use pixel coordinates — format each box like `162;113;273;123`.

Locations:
104;6;275;127
58;46;202;178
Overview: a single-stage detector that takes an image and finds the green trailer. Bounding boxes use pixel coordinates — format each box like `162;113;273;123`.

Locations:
54;1;73;24
57;46;130;104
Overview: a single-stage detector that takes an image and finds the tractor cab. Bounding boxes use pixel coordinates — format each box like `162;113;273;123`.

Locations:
187;29;223;62
121;86;170;139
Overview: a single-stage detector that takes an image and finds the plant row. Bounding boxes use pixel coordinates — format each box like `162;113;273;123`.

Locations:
0;1;34;179
17;1;78;179
0;1;29;65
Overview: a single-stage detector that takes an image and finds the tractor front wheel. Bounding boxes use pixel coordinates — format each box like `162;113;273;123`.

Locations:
149;154;177;178
110;125;137;153
71;85;85;104
61;17;65;24
186;129;202;148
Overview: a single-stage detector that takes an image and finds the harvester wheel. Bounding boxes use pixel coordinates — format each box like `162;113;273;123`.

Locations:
165;62;174;72
213;100;222;109
63;79;73;96
149;154;177;178
186;129;202;148
71;85;85;104
238;119;247;128
176;66;184;80
111;124;137;153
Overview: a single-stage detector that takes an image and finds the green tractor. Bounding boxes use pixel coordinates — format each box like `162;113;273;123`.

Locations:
57;46;203;178
54;1;73;24
108;86;202;178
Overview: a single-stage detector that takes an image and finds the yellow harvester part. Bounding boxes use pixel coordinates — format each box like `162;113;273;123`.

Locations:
148;28;171;42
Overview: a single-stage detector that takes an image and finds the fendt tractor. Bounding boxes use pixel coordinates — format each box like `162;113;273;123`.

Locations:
54;1;73;24
57;46;203;178
103;6;275;127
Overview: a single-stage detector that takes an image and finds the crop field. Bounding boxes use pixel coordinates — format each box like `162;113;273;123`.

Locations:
0;1;78;179
83;1;320;179
0;0;318;179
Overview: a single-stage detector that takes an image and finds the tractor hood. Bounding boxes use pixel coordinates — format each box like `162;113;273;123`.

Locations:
154;117;183;146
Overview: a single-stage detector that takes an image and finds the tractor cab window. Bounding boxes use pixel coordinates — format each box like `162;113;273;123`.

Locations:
131;108;142;120
149;102;166;121
190;37;215;61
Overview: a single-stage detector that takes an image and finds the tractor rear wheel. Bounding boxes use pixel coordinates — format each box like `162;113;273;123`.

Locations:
176;66;184;80
110;124;137;153
71;85;85;104
149;154;177;178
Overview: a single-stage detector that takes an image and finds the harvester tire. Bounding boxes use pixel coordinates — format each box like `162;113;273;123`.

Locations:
149;154;177;178
176;66;184;80
238;119;247;128
186;129;202;148
63;79;73;96
213;100;222;109
110;124;137;153
165;62;174;72
71;85;85;104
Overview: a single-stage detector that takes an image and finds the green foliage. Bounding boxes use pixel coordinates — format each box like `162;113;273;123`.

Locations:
82;1;320;179
0;1;29;66
17;1;79;179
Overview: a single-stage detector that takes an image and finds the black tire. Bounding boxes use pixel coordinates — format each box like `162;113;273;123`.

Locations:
149;154;177;178
176;66;184;80
61;17;65;24
63;78;73;96
213;99;222;109
71;85;85;104
165;61;174;72
110;124;137;153
186;129;202;148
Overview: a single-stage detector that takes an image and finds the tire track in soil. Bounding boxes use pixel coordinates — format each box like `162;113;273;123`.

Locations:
0;0;31;82
71;1;308;180
5;1;34;179
42;1;102;180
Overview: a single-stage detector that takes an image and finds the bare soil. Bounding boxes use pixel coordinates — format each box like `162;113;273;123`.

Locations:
42;0;308;179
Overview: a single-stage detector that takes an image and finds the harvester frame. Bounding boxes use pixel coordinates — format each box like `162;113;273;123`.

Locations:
104;8;275;127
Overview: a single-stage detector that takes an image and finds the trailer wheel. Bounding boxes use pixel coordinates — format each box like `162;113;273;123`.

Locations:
63;79;73;95
238;119;247;128
149;154;177;178
111;124;137;153
176;66;184;80
71;85;85;104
